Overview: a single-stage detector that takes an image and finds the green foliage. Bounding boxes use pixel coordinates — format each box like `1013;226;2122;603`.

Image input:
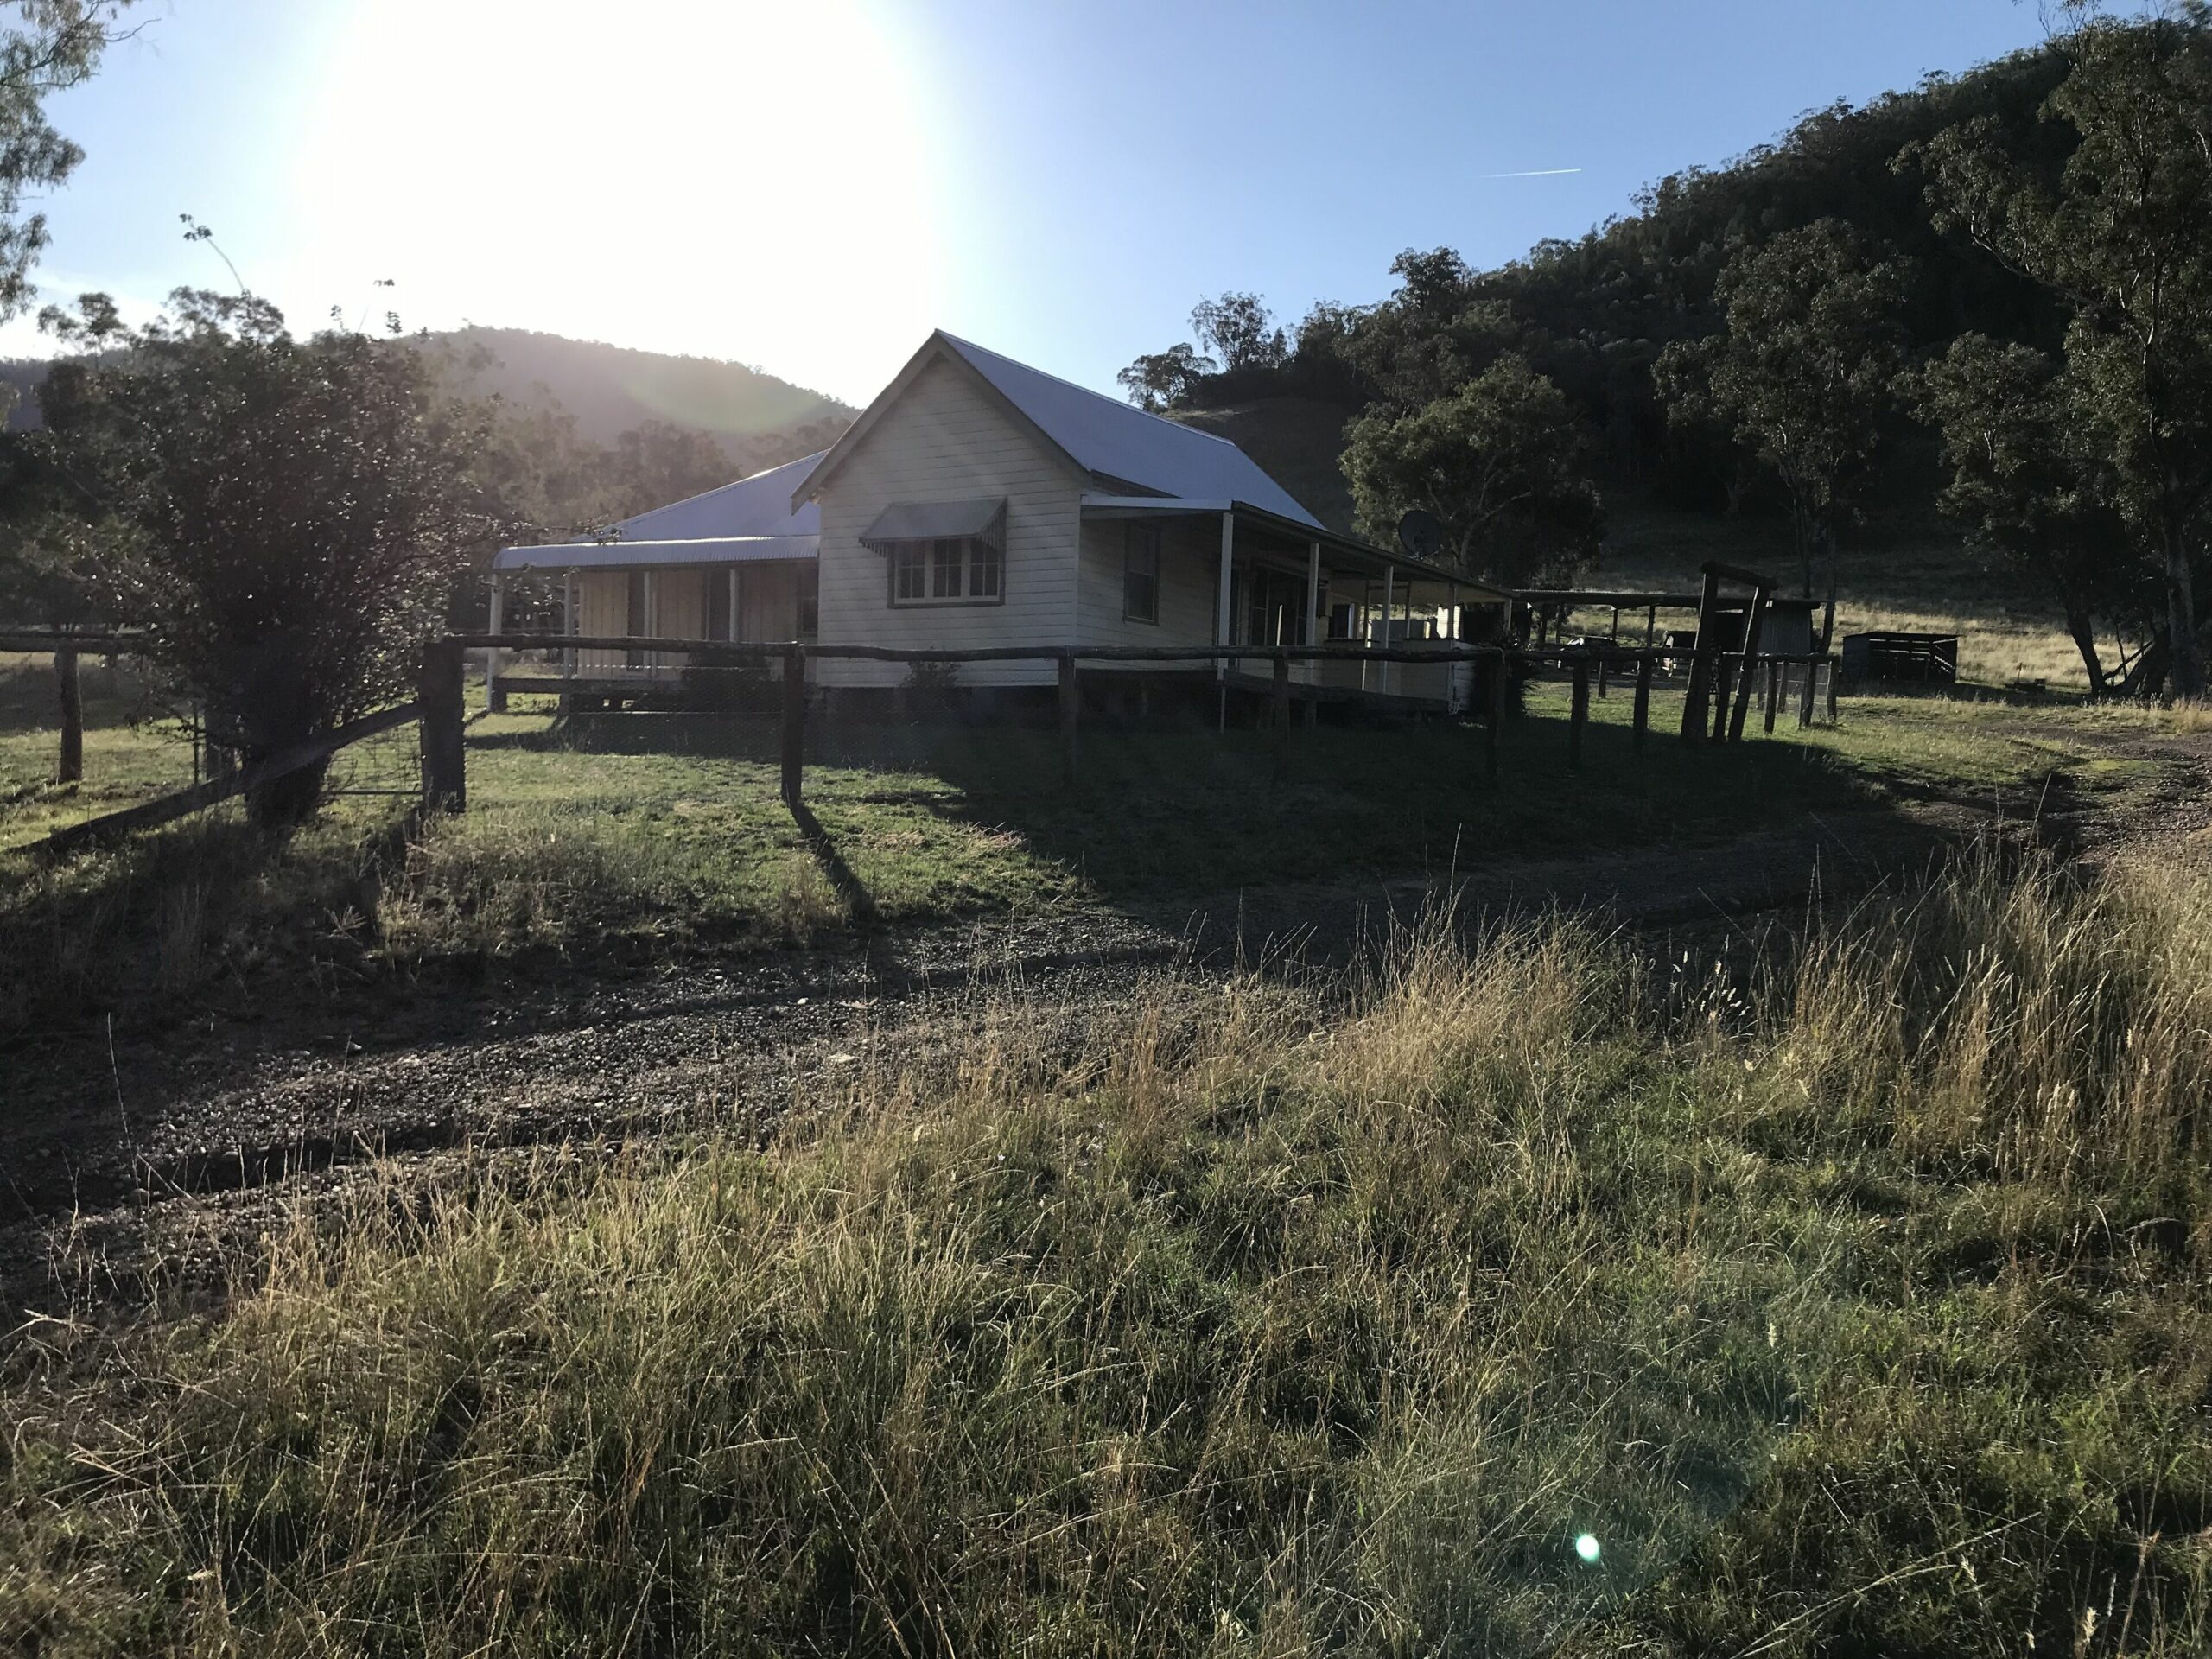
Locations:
29;289;499;821
1116;341;1216;413
1189;290;1287;372
1909;8;2212;693
0;2;130;333
1655;220;1911;601
1342;355;1604;587
1913;334;2145;688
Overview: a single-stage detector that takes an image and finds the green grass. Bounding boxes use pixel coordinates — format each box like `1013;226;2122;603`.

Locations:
6;846;2208;1654
0;652;199;844
3;675;2195;1033
1594;500;2101;691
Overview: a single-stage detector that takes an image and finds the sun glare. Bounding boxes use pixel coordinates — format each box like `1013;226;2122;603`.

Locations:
289;0;943;402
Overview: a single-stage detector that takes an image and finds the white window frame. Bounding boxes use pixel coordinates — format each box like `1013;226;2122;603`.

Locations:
887;537;1006;607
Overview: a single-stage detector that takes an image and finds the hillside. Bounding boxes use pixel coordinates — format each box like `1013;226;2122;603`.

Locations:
0;327;856;464
1171;396;1362;535
432;326;853;452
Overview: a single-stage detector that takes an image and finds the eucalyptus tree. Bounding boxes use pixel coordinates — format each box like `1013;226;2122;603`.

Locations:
1654;220;1911;636
1916;334;2146;690
1912;3;2212;695
1341;354;1603;589
1189;292;1287;372
0;2;134;328
1116;342;1216;412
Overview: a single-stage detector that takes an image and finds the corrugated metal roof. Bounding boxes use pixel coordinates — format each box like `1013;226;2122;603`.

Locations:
603;450;824;541
494;451;827;572
493;536;817;573
937;334;1323;528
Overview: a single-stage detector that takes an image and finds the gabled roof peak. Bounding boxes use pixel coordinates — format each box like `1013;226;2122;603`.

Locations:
798;330;1322;529
931;329;1245;453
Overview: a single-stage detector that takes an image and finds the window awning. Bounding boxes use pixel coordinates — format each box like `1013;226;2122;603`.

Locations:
859;497;1007;552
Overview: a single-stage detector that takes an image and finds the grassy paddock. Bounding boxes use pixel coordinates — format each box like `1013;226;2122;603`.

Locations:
4;846;2208;1654
1;683;2196;1030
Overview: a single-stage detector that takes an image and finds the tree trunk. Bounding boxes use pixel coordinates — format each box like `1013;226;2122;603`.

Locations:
246;754;332;830
2062;605;2107;696
2162;518;2204;699
1818;515;1840;653
1790;498;1815;600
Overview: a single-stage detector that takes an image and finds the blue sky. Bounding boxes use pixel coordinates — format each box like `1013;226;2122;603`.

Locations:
11;0;2051;408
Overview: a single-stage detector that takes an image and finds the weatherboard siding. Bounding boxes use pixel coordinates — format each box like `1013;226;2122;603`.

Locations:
1075;514;1225;658
576;571;627;675
814;355;1085;689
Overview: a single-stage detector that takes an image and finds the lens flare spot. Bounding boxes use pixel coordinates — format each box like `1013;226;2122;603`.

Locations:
1573;1532;1602;1564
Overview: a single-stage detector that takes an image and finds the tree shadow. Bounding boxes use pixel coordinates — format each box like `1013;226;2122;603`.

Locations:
483;702;1982;931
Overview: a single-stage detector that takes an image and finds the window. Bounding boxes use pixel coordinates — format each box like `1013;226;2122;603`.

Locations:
887;537;1005;607
892;543;928;601
798;566;819;637
1122;523;1160;624
969;539;1001;599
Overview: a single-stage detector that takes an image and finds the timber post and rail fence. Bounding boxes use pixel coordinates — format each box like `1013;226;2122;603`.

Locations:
454;630;1841;804
5;625;1840;852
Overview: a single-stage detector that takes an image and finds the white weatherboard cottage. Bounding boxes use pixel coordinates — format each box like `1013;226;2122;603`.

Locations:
493;330;1510;711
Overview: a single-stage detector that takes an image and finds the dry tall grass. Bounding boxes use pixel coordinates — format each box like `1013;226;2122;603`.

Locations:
4;850;2209;1655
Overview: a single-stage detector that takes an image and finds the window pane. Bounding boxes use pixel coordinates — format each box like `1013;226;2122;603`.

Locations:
894;545;925;601
970;542;1001;598
1125;570;1155;622
932;539;963;598
1123;524;1159;622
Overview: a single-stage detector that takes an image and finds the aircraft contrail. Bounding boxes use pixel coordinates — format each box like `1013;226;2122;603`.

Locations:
1479;167;1583;178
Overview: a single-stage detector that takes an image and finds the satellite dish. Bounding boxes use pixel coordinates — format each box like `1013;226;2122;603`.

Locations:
1396;508;1442;563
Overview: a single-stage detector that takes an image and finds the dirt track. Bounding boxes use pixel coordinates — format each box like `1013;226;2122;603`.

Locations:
4;729;2206;1307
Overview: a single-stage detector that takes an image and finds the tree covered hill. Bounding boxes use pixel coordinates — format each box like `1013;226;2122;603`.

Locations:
1152;35;2082;563
431;327;853;455
0;325;855;470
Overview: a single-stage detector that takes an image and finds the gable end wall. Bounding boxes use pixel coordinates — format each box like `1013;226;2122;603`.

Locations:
814;354;1084;688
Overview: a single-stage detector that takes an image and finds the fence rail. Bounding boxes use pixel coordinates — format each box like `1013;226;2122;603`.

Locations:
42;701;421;855
466;632;1840;805
13;627;1840;855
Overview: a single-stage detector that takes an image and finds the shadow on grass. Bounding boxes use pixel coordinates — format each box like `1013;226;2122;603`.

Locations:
489;702;1961;916
788;799;880;926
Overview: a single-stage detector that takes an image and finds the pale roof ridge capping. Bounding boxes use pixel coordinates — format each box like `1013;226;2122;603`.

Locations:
933;329;1247;450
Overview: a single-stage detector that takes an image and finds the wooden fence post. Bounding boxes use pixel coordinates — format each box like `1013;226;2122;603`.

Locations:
1727;582;1772;743
1486;652;1505;781
1269;651;1291;783
1631;653;1653;752
1058;649;1081;784
780;642;806;808
486;573;507;713
1763;659;1781;734
55;639;82;784
1825;658;1839;725
1681;566;1721;744
1568;659;1590;772
1799;659;1815;728
418;639;467;813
